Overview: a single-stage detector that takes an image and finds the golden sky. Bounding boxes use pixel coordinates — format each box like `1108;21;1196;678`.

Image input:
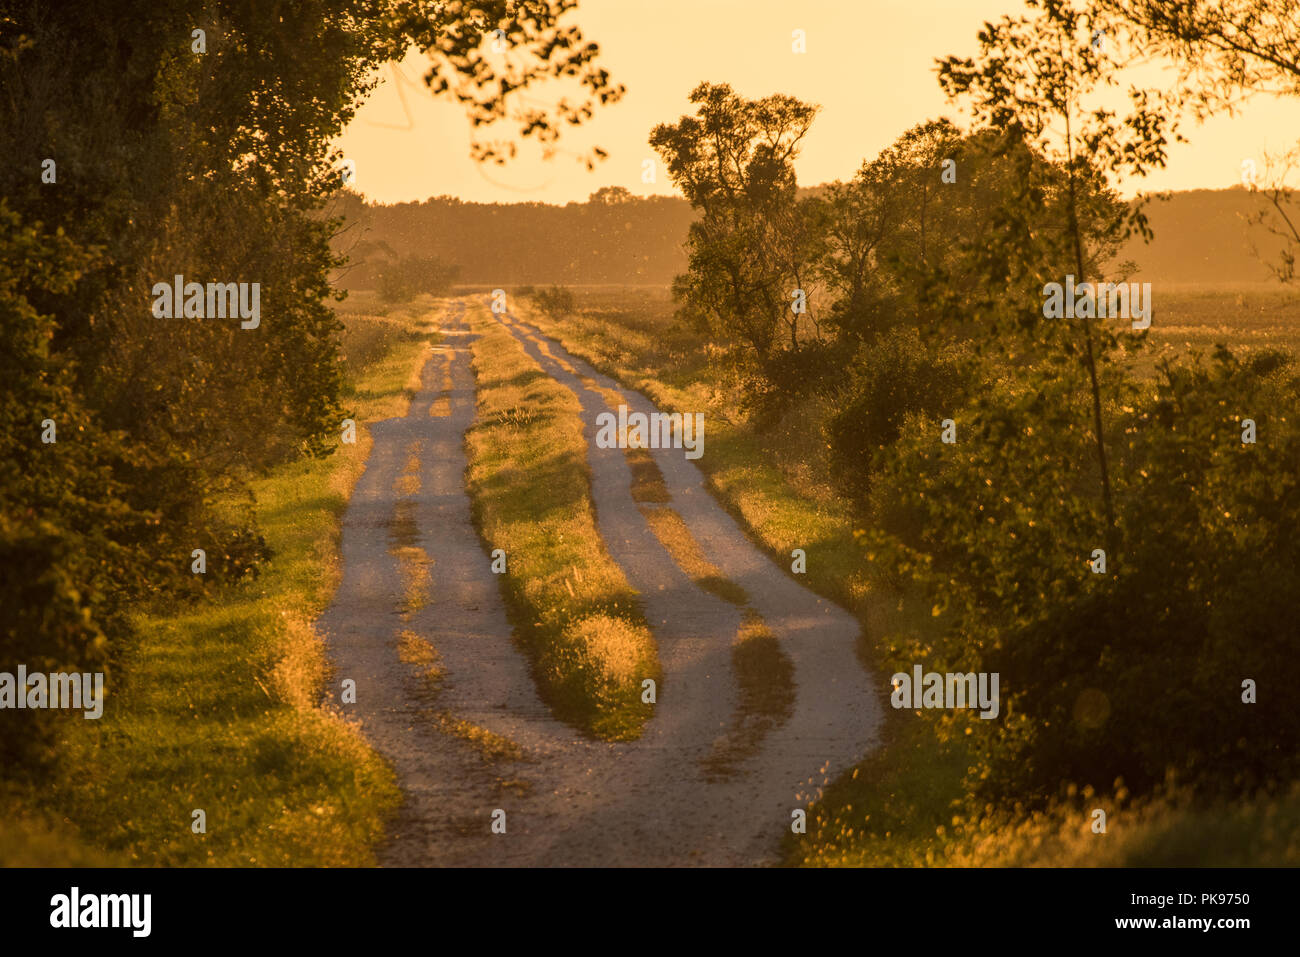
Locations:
334;0;1300;205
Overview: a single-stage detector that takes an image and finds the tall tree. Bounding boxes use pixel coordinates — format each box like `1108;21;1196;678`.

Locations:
1096;0;1300;112
937;0;1176;544
649;82;818;361
0;0;621;771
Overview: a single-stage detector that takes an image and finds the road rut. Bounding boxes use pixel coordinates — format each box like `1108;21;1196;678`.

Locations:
317;298;881;865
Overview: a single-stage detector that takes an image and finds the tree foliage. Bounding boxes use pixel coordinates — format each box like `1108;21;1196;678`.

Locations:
846;0;1300;805
650;82;820;362
0;0;618;770
378;254;460;303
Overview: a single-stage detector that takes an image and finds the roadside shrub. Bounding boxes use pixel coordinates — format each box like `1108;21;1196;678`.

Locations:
0;207;138;770
827;327;971;501
732;338;848;425
378;255;460;303
528;285;576;319
863;347;1300;804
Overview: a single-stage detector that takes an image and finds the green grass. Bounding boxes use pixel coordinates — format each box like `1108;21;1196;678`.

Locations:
0;298;438;867
463;302;660;741
522;284;1300;867
790;727;1300;866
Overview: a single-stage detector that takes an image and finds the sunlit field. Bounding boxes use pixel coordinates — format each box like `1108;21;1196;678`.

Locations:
1145;283;1300;362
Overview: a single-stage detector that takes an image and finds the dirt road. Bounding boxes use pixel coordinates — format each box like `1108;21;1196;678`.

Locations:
317;298;880;866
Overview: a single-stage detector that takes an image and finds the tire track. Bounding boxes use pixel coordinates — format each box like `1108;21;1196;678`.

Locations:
492;304;882;861
317;297;881;866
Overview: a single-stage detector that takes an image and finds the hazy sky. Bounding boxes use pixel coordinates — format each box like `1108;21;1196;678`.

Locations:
334;0;1300;206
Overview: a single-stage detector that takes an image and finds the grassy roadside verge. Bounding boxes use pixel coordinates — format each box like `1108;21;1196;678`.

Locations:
0;297;436;866
518;289;1300;867
463;303;660;741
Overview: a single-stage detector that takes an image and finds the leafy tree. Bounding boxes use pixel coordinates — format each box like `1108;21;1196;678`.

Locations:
399;0;626;168
0;202;148;769
817;119;965;343
853;0;1300;807
938;0;1177;541
650;82;819;362
865;347;1300;802
0;0;620;776
816;120;1108;503
1096;1;1300;112
1097;0;1300;281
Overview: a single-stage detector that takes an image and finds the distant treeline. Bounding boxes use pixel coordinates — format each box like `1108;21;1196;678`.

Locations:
336;185;1290;290
1122;187;1289;284
332;186;694;288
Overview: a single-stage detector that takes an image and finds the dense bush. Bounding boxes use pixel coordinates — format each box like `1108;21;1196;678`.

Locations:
734;338;851;424
826;328;971;501
527;284;576;319
863;347;1300;802
378;255;460;303
0;204;138;768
